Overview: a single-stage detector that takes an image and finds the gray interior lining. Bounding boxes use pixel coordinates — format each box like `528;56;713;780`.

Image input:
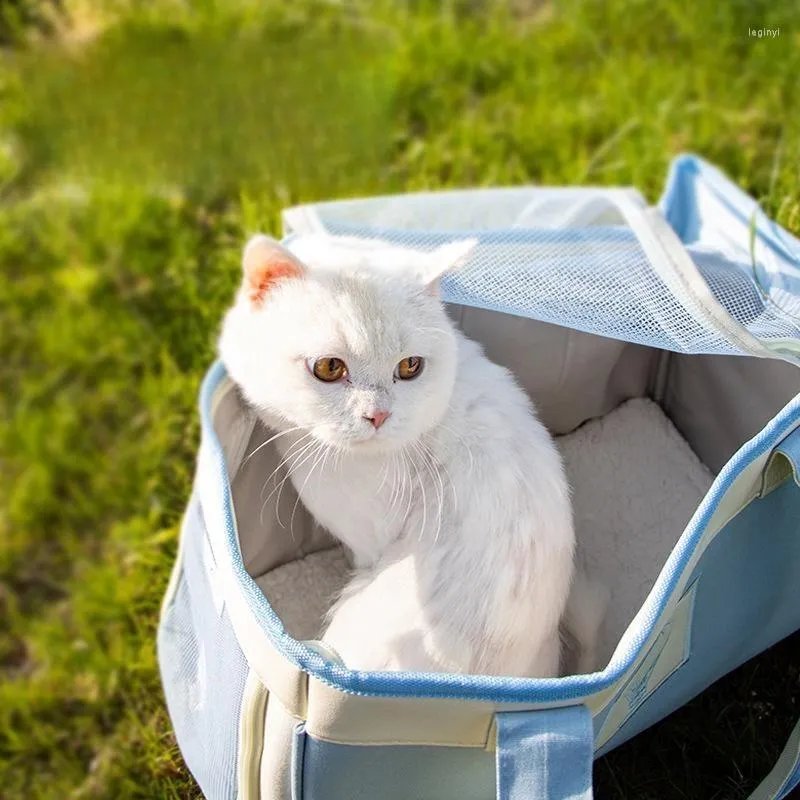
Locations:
452;305;659;435
662;353;800;472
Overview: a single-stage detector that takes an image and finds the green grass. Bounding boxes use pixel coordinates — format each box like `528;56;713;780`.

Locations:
1;0;799;796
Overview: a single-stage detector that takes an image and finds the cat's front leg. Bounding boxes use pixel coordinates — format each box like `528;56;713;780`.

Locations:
527;631;561;677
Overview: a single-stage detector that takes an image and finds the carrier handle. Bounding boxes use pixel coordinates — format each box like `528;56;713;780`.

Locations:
495;705;593;800
747;716;800;800
494;706;800;800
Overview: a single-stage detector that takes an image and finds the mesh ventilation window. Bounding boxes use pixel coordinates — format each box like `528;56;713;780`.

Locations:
158;499;249;800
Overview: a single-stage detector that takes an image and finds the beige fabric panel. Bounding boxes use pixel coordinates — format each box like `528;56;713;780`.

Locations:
664;354;800;473
303;676;617;749
260;695;298;800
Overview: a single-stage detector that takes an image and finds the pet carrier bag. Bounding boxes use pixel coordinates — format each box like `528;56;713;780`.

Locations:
158;154;800;799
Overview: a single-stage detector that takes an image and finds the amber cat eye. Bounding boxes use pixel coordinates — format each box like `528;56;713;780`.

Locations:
311;357;347;382
395;356;424;380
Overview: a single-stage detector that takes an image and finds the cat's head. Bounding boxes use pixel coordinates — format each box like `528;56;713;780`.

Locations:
219;232;477;453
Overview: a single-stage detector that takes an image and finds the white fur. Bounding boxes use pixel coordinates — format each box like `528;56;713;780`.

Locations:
220;233;580;677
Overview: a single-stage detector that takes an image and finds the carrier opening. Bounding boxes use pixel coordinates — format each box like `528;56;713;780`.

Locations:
214;311;798;675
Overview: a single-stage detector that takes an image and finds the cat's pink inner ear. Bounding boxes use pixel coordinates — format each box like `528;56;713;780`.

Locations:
242;235;304;304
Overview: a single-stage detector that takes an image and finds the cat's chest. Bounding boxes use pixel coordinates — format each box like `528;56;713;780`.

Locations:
284;446;406;559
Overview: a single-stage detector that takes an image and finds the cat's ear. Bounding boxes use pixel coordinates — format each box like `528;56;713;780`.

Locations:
242;234;305;304
421;238;478;296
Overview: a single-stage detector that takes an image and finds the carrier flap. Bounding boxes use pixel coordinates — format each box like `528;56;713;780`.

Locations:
280;164;798;360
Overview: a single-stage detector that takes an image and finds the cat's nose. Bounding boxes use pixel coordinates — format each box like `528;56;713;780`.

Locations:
364;409;391;429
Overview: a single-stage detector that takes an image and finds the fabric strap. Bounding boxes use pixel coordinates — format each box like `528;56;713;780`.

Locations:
496;706;594;800
748;716;800;800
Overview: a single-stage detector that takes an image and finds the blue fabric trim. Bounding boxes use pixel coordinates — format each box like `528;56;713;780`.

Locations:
496;706;593;800
199;359;800;703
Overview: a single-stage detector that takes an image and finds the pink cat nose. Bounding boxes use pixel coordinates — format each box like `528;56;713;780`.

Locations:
364;410;391;429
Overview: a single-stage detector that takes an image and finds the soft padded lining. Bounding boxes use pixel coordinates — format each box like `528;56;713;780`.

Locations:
256;398;713;670
559;398;712;664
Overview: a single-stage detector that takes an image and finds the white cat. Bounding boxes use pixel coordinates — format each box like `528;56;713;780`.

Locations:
220;232;604;676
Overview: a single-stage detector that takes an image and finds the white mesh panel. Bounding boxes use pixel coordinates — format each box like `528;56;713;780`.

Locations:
285;186;800;358
690;246;800;344
309;222;739;355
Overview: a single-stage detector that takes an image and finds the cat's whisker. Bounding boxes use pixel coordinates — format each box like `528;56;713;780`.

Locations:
290;442;329;538
243;425;305;466
273;440;326;530
258;441;311;527
421;433;459;516
259;431;315;501
259;436;320;528
335;444;345;474
381;453;396;520
376;452;391;496
259;441;315;528
440;460;459;515
429;451;447;545
395;446;413;529
386;451;407;528
402;449;414;525
393;452;409;526
415;441;445;546
408;442;428;543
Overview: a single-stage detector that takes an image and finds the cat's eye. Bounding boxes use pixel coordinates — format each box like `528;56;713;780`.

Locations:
395;356;424;380
311;357;347;382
